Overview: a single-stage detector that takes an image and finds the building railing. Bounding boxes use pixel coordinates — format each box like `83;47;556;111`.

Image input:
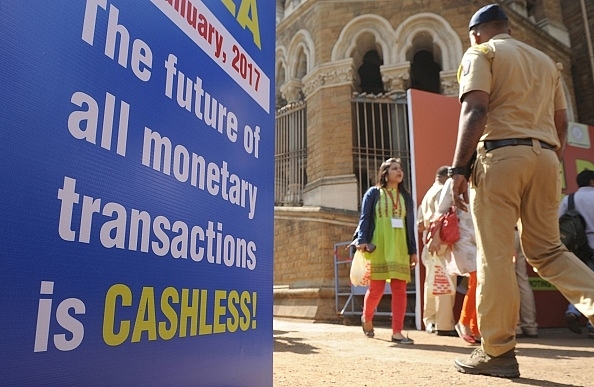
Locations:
275;101;307;206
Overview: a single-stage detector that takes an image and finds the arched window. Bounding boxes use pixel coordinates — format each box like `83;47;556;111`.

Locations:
358;50;384;94
410;50;441;93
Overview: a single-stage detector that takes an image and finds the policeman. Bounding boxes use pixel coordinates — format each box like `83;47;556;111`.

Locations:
448;3;594;379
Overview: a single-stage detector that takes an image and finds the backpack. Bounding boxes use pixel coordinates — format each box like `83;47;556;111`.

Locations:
559;193;593;263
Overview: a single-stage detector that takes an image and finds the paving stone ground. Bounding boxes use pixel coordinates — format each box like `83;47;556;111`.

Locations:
273;317;594;387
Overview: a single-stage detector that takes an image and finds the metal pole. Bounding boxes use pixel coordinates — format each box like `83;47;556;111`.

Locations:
580;0;594;89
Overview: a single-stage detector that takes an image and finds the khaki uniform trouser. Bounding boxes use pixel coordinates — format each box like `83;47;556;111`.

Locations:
471;140;594;356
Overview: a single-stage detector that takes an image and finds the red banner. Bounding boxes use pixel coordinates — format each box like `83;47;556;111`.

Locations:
409;89;594;328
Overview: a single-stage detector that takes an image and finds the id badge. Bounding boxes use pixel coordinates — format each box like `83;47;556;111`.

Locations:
391;217;404;228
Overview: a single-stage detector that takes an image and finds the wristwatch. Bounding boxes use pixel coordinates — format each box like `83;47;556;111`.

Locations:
447;166;468;177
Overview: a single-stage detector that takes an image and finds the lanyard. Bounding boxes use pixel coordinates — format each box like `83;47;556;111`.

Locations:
384;188;401;218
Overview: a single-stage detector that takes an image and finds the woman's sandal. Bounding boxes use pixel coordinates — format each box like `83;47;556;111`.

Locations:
361;316;374;338
455;322;478;344
391;335;414;345
460;333;477;344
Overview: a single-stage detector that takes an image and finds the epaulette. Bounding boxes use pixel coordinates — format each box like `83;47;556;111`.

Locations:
471;43;494;58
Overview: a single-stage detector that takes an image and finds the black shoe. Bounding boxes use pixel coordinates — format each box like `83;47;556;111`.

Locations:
361;315;374;338
436;330;459;337
516;330;538;339
454;347;520;378
565;313;582;334
516;333;539;339
588;330;594;339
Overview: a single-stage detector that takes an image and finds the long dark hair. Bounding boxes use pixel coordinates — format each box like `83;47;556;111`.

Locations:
375;157;409;194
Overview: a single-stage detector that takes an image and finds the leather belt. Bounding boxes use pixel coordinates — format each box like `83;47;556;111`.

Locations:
483;138;555;152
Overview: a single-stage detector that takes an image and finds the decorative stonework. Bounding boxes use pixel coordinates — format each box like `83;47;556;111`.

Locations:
331;14;395;63
276;29;316;102
394;13;464;72
537;18;571;47
302;59;355;97
280;78;304;102
380;63;411;92
440;70;459;96
287;30;316;75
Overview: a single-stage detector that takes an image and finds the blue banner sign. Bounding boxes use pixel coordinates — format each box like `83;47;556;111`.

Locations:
0;1;274;385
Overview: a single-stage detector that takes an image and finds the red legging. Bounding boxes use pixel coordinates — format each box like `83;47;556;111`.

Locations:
363;279;407;333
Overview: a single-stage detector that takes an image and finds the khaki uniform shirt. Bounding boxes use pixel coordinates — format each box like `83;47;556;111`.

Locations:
457;33;567;148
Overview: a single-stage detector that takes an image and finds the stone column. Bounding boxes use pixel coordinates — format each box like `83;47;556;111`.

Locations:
279;78;304;103
380;62;411;93
301;59;359;211
440;70;459;96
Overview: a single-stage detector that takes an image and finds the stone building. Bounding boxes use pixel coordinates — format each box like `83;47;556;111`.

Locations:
273;0;593;322
560;0;594;126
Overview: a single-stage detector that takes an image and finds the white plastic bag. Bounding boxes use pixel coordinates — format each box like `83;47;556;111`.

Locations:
350;250;371;286
427;255;455;295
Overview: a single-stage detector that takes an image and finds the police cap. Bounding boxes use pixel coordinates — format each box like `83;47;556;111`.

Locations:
469;4;508;30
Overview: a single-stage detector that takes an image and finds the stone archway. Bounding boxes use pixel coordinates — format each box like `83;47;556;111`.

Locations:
394;13;464;95
332;14;395;65
278;29;315;102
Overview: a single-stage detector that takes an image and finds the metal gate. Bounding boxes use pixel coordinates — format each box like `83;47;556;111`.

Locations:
334;241;417;320
275;101;307;206
352;92;411;208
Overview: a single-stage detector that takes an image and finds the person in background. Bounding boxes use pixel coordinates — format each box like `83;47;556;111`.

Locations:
429;177;479;344
417;165;450;334
513;227;539;339
354;158;418;344
449;3;594;378
559;169;594;339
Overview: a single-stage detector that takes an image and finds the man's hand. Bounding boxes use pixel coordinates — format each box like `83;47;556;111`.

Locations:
356;243;368;251
418;222;426;233
428;236;441;254
451;174;469;212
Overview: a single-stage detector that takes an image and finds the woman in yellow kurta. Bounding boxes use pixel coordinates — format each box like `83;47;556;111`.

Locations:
354;158;418;344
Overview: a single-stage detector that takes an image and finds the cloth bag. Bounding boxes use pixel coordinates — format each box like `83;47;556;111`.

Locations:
350;250;371;287
427;255;455;295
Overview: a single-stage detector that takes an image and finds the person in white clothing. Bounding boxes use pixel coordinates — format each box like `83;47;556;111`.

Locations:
513;227;539;338
417;166;456;335
429;177;479;343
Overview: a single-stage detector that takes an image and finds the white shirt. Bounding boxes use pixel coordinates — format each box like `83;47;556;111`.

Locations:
418;180;444;242
435;178;477;275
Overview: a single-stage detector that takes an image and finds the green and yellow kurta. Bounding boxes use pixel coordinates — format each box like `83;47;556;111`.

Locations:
367;188;411;282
